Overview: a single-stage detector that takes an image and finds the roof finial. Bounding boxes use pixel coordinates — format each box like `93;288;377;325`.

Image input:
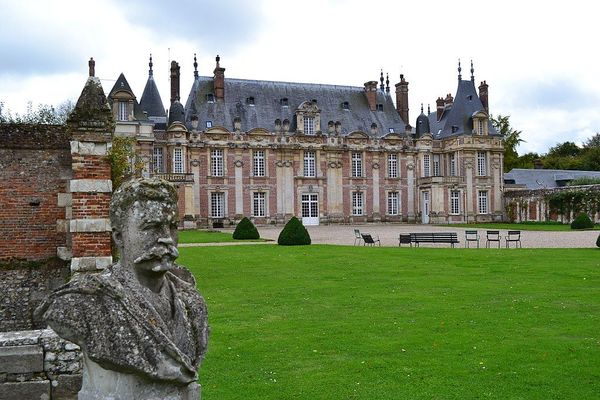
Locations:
385;73;390;93
380;69;385;91
216;54;220;68
458;58;462;81
420;103;424;114
470;59;475;82
88;57;95;77
149;54;153;76
194;53;198;78
427;104;431;114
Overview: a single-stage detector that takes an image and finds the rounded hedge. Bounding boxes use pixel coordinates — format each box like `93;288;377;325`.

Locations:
232;217;260;240
570;213;594;230
596;233;600;248
277;216;311;246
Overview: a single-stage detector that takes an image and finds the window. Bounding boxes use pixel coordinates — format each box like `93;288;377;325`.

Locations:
351;152;363;177
388;154;398;178
342;101;350;110
252;192;266;217
280;98;289;107
211;149;224;176
433;154;441;176
389;128;395;133
387;192;399;215
153;147;164;173
206;121;213;128
423;154;431;177
173;148;184;173
206;93;215;102
478;190;488;214
304;150;316;177
118;101;128;121
477;119;485;135
253;150;265;177
376;104;384;111
210;192;225;218
450;153;456;177
352;191;364;215
246;96;255;105
450;190;460;215
304;116;315;135
477;151;487;176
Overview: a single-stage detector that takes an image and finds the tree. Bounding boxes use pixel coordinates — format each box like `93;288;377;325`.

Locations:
0;100;74;124
491;115;524;172
583;133;600;149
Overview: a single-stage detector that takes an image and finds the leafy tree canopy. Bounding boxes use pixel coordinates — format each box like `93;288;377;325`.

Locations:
0;100;74;124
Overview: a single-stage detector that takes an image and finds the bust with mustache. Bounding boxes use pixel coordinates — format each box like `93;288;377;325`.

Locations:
36;178;208;400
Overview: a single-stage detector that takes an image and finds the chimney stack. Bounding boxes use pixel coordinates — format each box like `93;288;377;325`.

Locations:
170;61;180;104
395;74;409;126
444;93;454;106
479;80;489;114
214;55;225;101
364;81;378;111
436;97;445;121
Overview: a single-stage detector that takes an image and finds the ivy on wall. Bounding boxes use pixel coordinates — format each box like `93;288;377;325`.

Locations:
546;187;600;219
107;136;144;190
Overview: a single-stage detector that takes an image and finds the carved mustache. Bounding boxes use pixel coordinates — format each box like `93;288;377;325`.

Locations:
133;242;179;264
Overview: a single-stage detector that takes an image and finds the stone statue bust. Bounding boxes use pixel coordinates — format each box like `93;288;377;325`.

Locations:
36;178;208;400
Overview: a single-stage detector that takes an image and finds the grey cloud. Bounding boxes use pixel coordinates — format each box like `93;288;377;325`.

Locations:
511;79;599;110
120;0;264;53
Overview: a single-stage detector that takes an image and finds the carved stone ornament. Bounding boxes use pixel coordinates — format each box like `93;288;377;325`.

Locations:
234;159;244;168
228;142;236;148
190;159;200;167
327;161;342;168
372;162;380;169
406;163;415;170
36;178;208;400
492;162;501;169
465;161;473;169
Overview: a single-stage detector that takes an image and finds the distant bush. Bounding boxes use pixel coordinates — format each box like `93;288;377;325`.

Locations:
277;217;311;246
570;213;594;230
567;177;600;186
232;217;260;240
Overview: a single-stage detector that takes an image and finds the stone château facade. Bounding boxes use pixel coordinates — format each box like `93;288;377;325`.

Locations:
111;56;504;228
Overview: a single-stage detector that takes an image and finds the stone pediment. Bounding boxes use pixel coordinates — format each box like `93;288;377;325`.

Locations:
205;126;230;134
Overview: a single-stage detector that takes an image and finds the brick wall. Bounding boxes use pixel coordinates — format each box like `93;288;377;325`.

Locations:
0;124;71;261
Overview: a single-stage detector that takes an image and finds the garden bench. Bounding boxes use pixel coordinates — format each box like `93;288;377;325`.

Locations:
407;232;459;248
398;234;412;247
361;233;381;246
485;230;501;248
505;230;522;248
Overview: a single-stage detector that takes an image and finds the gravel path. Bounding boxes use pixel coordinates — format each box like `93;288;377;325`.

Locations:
213;224;599;248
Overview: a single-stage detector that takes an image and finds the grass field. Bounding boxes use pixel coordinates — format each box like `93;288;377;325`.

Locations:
179;245;600;399
178;230;268;244
445;222;600;231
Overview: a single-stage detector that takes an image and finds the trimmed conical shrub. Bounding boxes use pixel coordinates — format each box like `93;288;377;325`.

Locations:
571;213;594;230
232;217;260;240
596;233;600;248
277;216;311;246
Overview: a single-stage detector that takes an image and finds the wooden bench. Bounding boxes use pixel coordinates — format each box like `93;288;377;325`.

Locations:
402;232;459;248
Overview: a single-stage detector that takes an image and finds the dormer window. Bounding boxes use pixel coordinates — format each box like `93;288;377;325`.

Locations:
206;93;215;103
389;128;395;133
376;104;384;111
311;99;318;104
472;111;489;135
304;116;315;135
451;125;459;134
477;119;484;135
206;121;213;128
246;96;255;105
118;101;128;121
280;97;289;107
342;101;350;110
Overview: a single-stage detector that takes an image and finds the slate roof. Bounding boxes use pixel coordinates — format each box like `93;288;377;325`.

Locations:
427;79;499;139
504;168;600;189
183;76;406;136
140;75;167;129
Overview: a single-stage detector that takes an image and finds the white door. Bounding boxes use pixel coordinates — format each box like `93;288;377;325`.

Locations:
422;191;430;224
301;194;319;226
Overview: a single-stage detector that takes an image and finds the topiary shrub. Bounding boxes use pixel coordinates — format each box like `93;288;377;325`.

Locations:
232;217;260;240
596;233;600;248
570;213;594;230
277;216;311;246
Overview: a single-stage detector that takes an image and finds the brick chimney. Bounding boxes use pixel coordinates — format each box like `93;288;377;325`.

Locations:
436;97;445;121
395;74;409;126
213;55;225;101
444;93;453;106
170;61;180;104
479;80;489;113
364;81;378;111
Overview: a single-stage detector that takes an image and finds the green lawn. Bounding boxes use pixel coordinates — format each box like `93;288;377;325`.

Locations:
445;222;600;231
179;245;600;399
178;230;268;244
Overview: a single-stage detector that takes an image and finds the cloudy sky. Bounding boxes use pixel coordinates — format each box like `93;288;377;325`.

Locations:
1;0;598;154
